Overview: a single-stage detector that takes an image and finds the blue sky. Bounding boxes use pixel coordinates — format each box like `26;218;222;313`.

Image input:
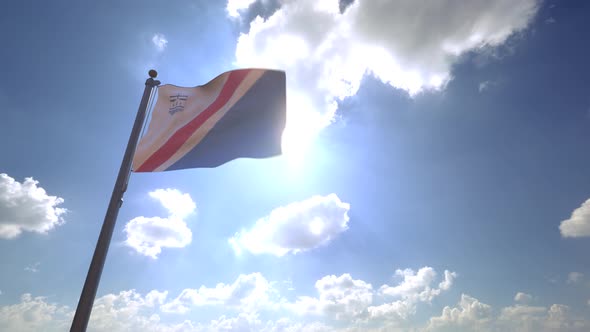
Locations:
1;0;590;331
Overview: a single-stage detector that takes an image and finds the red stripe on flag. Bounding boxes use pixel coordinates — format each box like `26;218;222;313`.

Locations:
136;69;251;172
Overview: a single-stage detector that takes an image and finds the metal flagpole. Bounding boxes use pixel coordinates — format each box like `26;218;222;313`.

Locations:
70;70;160;332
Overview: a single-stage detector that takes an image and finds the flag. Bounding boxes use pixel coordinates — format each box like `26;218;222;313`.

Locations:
132;69;286;172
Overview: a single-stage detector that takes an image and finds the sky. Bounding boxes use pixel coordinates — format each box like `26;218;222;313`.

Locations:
1;0;590;331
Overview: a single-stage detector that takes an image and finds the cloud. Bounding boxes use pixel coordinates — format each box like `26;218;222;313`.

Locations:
0;173;67;239
148;189;196;219
498;304;579;332
378;267;457;303
208;313;262;331
427;295;590;332
514;292;533;304
229;194;350;256
124;189;195;259
478;80;496;92
559;199;590;237
0;294;70;332
151;33;168;51
226;0;258;18
288;273;373;320
368;267;457;322
427;294;493;331
285;266;455;324
161;273;275;314
2;269;590;332
232;0;540;148
24;262;40;273
87;290;172;331
567;272;584;284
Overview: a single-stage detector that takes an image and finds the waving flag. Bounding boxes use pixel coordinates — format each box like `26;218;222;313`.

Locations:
132;69;286;172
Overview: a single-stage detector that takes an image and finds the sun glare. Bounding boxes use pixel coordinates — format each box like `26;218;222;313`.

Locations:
280;93;326;163
309;217;325;236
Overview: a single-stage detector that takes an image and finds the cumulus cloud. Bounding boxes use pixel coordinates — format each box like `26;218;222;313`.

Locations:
124;189;195;259
0;294;69;332
288;273;373;320
229;193;350;256
232;0;540;150
379;267;457;303
24;262;40;273
3;269;590;332
428;295;590;332
87;290;172;331
499;303;547;322
560;199;590;237
151;33;168;51
226;0;258;18
545;17;556;24
514;292;533;304
368;267;457;322
427;294;493;331
0;173;66;239
161;273;275;314
0;291;309;332
478;80;497;92
567;272;584;284
285;266;455;324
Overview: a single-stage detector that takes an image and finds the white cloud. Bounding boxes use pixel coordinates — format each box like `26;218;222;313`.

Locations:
152;33;168;51
124;189;195;259
149;189;196;219
427;294;493;331
428;295;590;332
229;194;350;256
0;289;207;332
24;262;40;273
367;300;415;322
233;0;540;151
368;267;457;322
161;273;275;314
514;292;533;304
288;273;373;320
567;272;584;284
145;290;169;307
124;217;192;259
285;266;455;324
0;173;67;239
0;294;70;332
560;199;590;237
499;303;547;324
478;80;496;92
226;0;258;18
261;318;332;332
379;267;457;303
3;269;590;332
545;17;556;24
87;290;175;332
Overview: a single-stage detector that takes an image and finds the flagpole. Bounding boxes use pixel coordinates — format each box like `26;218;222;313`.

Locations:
70;70;160;332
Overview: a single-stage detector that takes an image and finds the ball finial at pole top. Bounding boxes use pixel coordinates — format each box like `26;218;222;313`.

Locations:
148;69;158;78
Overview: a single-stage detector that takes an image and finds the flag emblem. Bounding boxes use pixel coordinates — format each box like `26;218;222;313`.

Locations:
169;94;188;115
132;69;286;172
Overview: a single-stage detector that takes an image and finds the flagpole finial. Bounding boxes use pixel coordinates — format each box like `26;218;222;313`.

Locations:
149;69;158;78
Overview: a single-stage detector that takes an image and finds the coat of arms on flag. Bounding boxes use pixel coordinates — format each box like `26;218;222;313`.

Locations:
169;94;188;115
